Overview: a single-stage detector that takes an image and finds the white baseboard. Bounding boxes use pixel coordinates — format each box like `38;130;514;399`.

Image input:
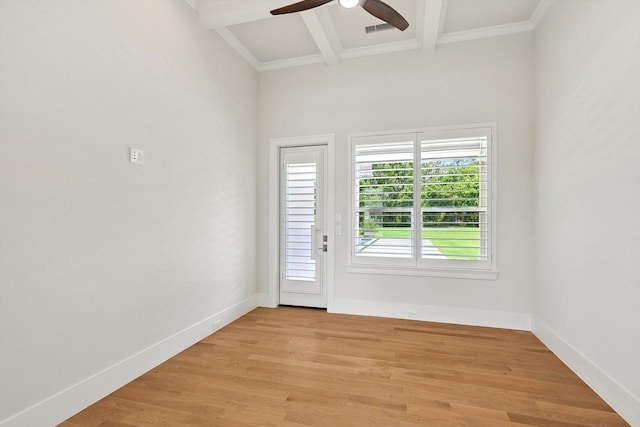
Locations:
0;294;260;427
532;318;639;427
332;297;531;331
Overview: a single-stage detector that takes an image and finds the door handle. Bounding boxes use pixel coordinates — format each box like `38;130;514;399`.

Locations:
310;226;323;259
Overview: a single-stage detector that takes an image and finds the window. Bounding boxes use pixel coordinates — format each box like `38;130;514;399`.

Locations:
349;124;496;278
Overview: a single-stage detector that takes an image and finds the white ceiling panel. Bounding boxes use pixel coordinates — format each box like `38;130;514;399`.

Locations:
444;0;540;33
228;14;320;63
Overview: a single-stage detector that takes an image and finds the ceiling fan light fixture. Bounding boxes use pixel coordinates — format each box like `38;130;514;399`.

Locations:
338;0;359;9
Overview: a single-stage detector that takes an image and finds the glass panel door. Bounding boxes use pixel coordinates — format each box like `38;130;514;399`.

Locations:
279;145;327;308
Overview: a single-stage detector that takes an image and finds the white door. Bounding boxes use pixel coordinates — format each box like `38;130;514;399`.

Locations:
279;145;328;308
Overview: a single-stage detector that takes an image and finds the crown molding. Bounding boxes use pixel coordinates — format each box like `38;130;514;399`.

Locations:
438;20;535;45
257;54;326;72
340;39;421;60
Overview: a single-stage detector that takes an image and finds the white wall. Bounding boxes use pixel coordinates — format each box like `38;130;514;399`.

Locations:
258;33;535;328
533;1;640;423
0;1;258;425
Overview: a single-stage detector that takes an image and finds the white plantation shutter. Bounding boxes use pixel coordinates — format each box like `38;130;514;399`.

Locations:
350;125;495;273
353;139;415;264
420;136;489;263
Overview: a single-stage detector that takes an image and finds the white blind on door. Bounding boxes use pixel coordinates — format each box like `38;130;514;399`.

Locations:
284;162;317;280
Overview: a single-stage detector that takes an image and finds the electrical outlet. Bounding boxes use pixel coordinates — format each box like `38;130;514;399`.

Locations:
129;147;144;165
408;311;417;319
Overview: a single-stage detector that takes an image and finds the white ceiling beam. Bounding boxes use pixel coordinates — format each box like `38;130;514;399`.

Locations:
184;0;200;11
419;0;445;52
213;27;260;70
315;7;344;59
530;0;555;28
300;9;340;66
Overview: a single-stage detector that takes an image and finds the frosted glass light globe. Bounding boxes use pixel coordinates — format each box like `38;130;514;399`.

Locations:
338;0;359;8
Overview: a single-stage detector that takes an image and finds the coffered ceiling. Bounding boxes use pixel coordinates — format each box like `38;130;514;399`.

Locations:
186;0;553;71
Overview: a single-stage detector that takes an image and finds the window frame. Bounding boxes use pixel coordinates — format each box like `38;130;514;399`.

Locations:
347;123;498;280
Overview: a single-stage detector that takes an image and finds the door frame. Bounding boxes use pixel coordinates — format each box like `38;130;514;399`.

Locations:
268;134;335;311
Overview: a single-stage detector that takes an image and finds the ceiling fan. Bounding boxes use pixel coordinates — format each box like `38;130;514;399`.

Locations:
270;0;409;31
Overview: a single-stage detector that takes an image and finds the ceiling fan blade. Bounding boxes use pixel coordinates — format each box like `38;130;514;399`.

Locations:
270;0;334;15
362;0;409;31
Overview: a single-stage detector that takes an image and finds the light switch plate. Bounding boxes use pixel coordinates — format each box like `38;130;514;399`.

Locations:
130;148;144;165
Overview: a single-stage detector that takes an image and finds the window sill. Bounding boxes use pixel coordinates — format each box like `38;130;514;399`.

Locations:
345;264;499;280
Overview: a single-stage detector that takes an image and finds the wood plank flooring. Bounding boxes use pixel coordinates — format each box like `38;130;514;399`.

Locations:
60;307;629;427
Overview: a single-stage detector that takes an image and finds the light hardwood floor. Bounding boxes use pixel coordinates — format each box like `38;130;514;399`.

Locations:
60;307;629;426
